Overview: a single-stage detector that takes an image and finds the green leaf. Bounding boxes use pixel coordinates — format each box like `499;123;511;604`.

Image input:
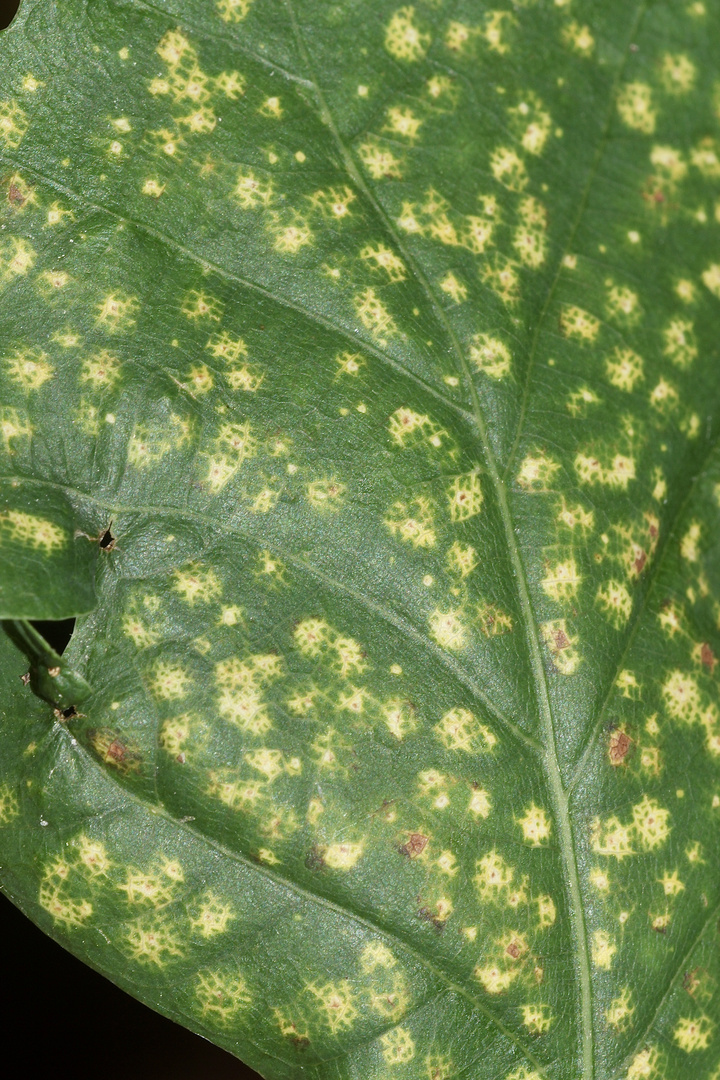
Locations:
1;1;720;1077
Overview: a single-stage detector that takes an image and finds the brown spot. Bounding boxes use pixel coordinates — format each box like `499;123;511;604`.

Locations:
633;549;647;575
291;1035;310;1050
608;728;633;766
701;643;716;672
305;845;325;871
399;832;428;858
47;666;61;678
20;671;30;686
553;629;570;649
8;183;26;207
86;727;141;773
506;941;521;959
417;903;445;931
683;968;700;996
176;752;186;764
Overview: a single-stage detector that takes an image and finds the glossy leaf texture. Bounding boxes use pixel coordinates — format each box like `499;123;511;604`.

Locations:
1;1;720;1077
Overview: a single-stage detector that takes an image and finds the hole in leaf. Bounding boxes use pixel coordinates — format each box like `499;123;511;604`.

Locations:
0;2;20;30
98;526;116;551
30;617;76;656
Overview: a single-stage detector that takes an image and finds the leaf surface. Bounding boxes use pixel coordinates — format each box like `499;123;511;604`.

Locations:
1;2;720;1077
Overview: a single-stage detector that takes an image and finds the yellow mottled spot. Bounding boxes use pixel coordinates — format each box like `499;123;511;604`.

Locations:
605;347;643;391
357;139;403;180
663;318;697;369
96;291;139;332
470;334;511;378
173;563;222;605
518;803;551;846
190;892;235;938
150;660;191;700
632;795;670;850
196;967;251;1023
307;980;357;1033
661;53;696;94
542;558;581;603
435;707;496;753
429;608;466;650
381;1026;415;1064
521;1004;552;1034
617;82;656;134
448;472;482;520
360;242;406;282
126;917;183;965
490;146;527;191
0;100;28;150
561;304;599;341
592;930;616;970
0;783;19;824
385;7;430;62
674;1015;714;1052
596;580;632;628
354;287;397;342
562;21;594;55
517;451;561;491
4;347;53;390
0;510;66;553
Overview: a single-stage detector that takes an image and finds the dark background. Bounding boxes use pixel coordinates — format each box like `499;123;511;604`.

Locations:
0;1;261;1074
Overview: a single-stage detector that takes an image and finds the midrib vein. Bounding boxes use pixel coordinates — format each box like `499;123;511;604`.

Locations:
282;7;594;1077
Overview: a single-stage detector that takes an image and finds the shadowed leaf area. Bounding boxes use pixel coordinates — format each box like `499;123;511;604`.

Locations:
0;2;719;1078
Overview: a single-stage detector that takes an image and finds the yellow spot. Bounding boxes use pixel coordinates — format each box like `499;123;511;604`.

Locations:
596;580;632;628
490;146;528;191
125;917;183;965
384;6;430;62
592;930;616;969
560;304;599;341
322;841;365;870
357;139;403;180
521;1004;552;1034
380;1027;415;1064
680;521;702;562
660;53;696;94
617;82;656;134
626;1047;662;1080
172;563;222;605
384;104;423;143
470;334;511;378
196;968;251;1023
354;287;397;342
80;350;121;389
674;1015;714;1052
562;21;595;55
542;558;581;603
518;803;551;846
439;271;467;303
448;472;482;520
429;608;466;650
0;510;66;553
632;795;671;850
182;289;223;321
307;980;357;1033
0;783;19;824
435;707;496;753
0;100;28;150
517;451;560;491
605;347;644;392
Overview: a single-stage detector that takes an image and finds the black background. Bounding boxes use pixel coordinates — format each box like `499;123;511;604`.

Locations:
0;1;262;1074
